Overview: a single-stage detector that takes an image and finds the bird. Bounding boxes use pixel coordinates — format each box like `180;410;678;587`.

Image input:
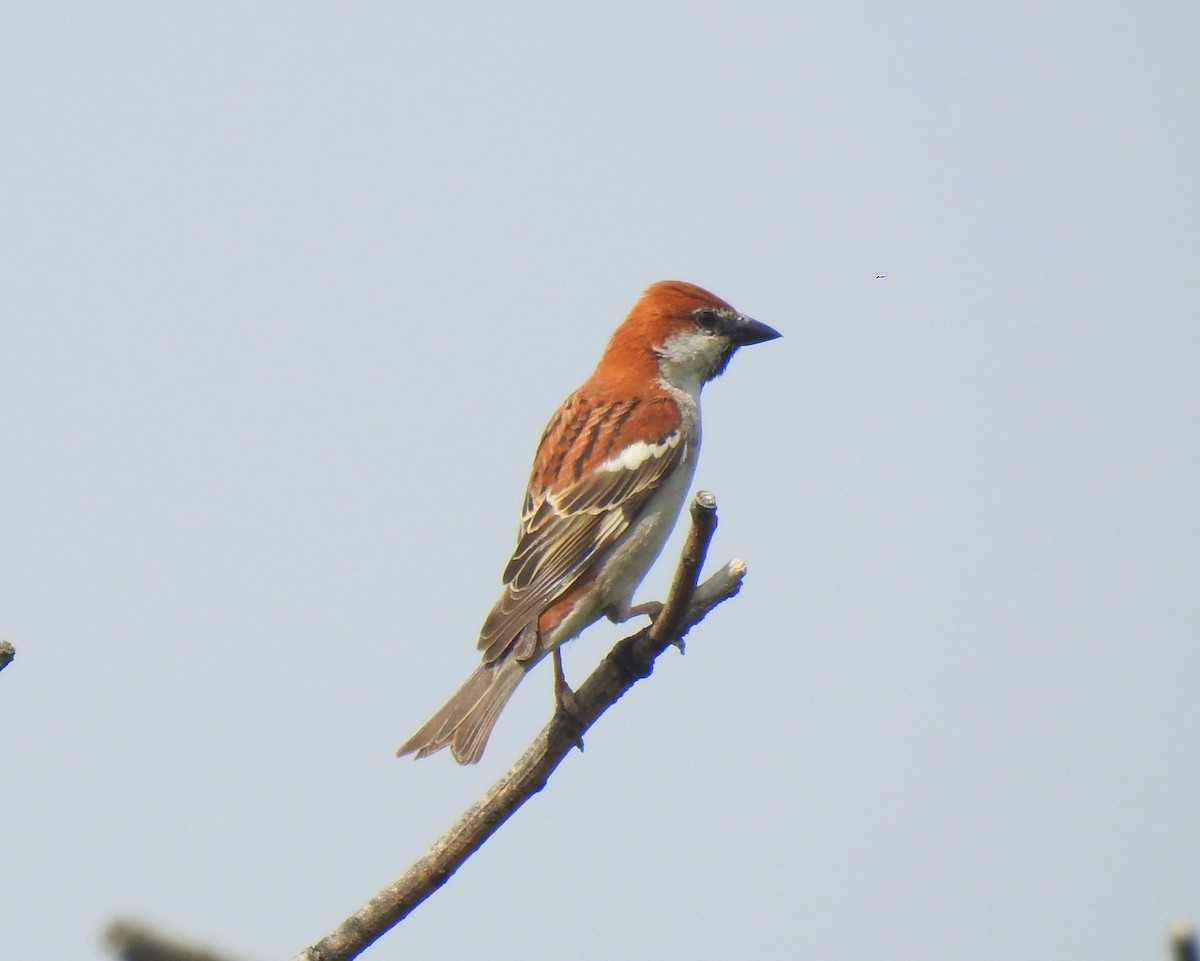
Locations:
396;280;780;764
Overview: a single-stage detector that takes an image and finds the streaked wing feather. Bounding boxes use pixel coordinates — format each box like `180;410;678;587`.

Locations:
478;431;685;663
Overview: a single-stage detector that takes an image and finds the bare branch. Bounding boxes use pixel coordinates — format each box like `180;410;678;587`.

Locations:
105;920;251;961
103;495;746;961
0;640;14;674
291;491;744;961
1171;922;1198;961
649;489;719;650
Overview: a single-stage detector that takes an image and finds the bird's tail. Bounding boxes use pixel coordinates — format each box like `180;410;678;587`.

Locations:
396;655;528;765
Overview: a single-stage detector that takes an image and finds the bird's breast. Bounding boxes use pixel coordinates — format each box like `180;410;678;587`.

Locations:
592;435;699;613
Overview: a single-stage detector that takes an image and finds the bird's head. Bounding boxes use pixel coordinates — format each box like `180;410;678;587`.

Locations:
597;281;781;395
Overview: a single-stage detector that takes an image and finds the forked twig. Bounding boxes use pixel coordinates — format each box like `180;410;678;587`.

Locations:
291;492;744;961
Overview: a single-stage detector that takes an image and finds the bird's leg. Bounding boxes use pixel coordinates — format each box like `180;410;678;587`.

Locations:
623;600;664;623
552;647;585;752
552;647;579;712
614;600;684;651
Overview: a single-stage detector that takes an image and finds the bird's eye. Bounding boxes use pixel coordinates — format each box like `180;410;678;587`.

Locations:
693;307;722;331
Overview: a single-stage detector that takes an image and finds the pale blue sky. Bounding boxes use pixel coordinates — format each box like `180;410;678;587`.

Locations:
2;3;1198;960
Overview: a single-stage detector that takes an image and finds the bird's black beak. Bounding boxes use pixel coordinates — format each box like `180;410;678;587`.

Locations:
728;314;782;346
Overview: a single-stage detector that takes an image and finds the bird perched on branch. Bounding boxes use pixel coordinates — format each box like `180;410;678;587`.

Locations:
397;280;780;763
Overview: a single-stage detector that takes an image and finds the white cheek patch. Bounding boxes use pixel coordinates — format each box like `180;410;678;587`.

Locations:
596;433;680;472
657;330;728;395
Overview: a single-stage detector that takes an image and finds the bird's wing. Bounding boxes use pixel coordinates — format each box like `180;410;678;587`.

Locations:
478;390;686;664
